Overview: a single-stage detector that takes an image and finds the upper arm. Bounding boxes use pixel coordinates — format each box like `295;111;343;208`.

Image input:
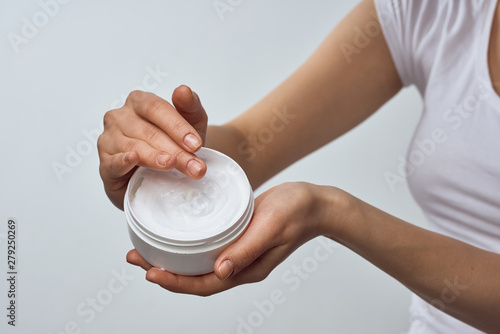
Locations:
216;0;403;188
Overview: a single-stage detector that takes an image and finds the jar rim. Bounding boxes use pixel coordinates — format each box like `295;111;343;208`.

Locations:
124;147;254;249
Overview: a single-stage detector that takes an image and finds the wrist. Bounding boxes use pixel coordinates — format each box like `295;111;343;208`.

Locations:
313;185;364;243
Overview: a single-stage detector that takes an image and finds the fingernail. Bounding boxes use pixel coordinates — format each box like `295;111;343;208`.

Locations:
184;133;201;151
122;152;130;163
218;260;234;281
187;160;203;177
156;154;171;167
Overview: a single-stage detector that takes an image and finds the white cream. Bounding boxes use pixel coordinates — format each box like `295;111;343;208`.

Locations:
129;148;250;241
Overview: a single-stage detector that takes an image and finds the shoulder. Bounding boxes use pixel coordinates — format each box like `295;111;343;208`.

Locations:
374;0;490;93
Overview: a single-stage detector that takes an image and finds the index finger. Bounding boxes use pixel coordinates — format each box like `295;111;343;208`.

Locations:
143;244;286;296
126;90;203;153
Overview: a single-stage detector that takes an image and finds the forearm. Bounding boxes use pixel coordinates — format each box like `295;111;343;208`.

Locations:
206;0;401;189
320;187;500;333
205;124;264;189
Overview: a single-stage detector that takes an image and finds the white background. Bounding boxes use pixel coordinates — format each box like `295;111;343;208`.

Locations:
0;0;427;333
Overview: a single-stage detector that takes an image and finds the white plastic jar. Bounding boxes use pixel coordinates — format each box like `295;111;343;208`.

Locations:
124;147;254;276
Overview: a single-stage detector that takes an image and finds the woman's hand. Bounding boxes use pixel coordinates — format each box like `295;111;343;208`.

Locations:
97;86;208;209
126;182;350;296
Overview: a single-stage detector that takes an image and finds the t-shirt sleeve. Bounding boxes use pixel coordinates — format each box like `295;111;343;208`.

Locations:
374;0;440;93
374;0;413;87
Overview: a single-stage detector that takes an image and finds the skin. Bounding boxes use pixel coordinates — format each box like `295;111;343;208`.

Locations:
490;0;500;95
97;0;500;332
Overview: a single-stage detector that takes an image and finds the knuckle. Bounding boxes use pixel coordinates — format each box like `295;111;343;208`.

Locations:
197;290;213;297
143;126;162;145
170;123;184;136
121;139;135;153
193;113;208;130
99;158;117;180
249;268;269;283
144;100;165;119
102;110;116;129
192;277;217;297
171;147;188;161
127;90;148;103
255;272;269;283
201;112;208;123
96;131;109;154
96;133;106;151
239;248;257;266
291;182;313;199
169;119;187;135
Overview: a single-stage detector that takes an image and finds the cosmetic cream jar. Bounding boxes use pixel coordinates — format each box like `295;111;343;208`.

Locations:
124;148;254;276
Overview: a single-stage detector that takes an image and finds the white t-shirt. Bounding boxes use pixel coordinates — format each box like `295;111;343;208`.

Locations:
374;0;500;333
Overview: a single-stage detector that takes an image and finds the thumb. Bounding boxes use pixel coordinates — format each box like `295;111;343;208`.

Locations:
213;222;276;281
172;85;208;144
